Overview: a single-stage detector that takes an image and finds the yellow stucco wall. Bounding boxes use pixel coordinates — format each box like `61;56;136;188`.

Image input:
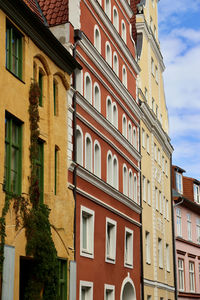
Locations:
137;1;175;299
0;10;74;299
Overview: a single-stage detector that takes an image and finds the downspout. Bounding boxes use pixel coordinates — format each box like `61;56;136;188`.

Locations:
170;155;178;300
72;29;82;261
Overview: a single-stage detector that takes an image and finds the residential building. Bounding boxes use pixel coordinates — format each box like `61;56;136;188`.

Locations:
38;0;143;299
0;0;80;299
172;165;200;299
131;1;175;299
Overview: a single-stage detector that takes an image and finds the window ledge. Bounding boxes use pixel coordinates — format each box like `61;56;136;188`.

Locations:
106;257;116;264
124;262;133;269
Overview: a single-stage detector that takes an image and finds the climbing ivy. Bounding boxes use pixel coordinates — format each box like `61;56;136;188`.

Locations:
0;82;58;300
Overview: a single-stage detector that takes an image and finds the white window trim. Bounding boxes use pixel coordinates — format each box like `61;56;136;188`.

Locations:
158;238;163;268
112;102;118;128
94;24;101;53
104;284;115;300
178;258;185;291
79;280;93;300
145;231;151;264
107;150;113;186
93;82;101;112
112;155;119;190
76;125;83;166
105;41;112;67
142;128;145;148
85;133;93;172
113;51;119;76
105;0;111;19
147;180;151;205
113;6;119;31
124;227;134;268
123;163;128;196
122;113;127;138
105;217;117;264
134;174;137;203
84;72;92;104
106;96;112;123
166;243;170;272
133;127;137;149
80;206;95;259
122;65;127;88
94;140;101;178
128;121;132;144
176;208;182;237
128;169;133;200
121;19;127;43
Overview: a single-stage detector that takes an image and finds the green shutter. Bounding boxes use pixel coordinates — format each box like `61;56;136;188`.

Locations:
57;259;67;300
34;141;44;203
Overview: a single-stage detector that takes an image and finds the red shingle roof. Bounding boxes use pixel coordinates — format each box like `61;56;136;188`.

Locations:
38;0;68;26
23;0;45;23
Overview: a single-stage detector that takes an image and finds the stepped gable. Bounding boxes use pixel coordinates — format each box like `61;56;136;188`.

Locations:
23;0;45;23
38;0;68;26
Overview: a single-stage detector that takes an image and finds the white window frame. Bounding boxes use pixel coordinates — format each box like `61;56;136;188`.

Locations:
176;172;183;194
84;72;92;104
121;20;127;43
104;284;115;300
187;213;192;241
147;180;151;205
146;134;150;154
133;127;137;149
178;258;184;291
80;206;95;258
151;57;154;75
196;218;200;244
113;6;119;31
113;52;119;75
105;217;117;264
145;231;151;264
105;41;112;67
112;155;119;190
85;133;93;172
158;238;163;268
122;65;127;88
189;261;195;292
79;281;93;300
112;102;118;128
134;174;137;203
107;150;112;186
94;24;101;53
106;96;112;123
154;143;157;161
94;140;101;178
166;243;170;272
105;0;111;19
122;114;127;138
176;208;182;237
76;125;83;166
129;169;133;200
124;227;133;268
123;164;128;196
142;128;145;148
93;82;101;112
159;191;162;214
194;184;200;203
128;121;132;144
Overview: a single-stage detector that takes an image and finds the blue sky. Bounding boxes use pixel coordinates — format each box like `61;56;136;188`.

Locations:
158;0;200;179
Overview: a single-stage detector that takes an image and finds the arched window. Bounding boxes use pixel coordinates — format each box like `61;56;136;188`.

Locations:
106;97;112;123
94;25;101;53
113;7;119;31
112;102;118;128
76;126;83;166
85;133;92;172
123;164;128;196
85;73;92;104
94;83;101;112
122;114;127;138
105;0;111;19
94;140;101;178
134;174;137;202
105;41;112;67
113;156;118;190
122;65;127;88
107;151;112;185
129;170;133;200
128;122;132;144
133;127;137;149
113;52;119;75
121;20;127;43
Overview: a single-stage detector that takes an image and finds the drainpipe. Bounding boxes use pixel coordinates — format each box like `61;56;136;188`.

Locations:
170;155;178;300
72;29;82;261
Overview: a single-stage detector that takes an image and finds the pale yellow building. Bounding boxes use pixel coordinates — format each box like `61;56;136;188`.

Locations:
135;1;175;299
0;1;80;299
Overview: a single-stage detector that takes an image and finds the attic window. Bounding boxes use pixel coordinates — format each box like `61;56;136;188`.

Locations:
194;184;200;203
176;172;183;194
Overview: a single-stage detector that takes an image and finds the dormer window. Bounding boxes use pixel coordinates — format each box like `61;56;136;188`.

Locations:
176;172;183;194
194;184;200;203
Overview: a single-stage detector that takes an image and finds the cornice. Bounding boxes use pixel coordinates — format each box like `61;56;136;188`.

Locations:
77;187;141;227
140;101;173;155
144;278;175;292
77;93;141;163
87;0;140;74
136;15;165;72
76;166;142;214
77;39;141;120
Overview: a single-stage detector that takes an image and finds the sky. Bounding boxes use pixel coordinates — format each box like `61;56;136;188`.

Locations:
158;0;200;180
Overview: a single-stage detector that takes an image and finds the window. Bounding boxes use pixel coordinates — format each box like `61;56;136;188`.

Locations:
194;184;200;203
124;228;133;267
94;83;101;112
129;170;133;200
142;129;145;148
178;259;184;291
166;244;170;272
105;0;111;19
147;180;151;205
85;73;92;104
113;7;119;31
145;231;151;264
76;127;83;166
166;199;169;220
151;58;154;75
104;285;115;300
158;148;161;165
187;214;192;241
158;238;163;268
107;151;112;185
80;206;95;258
35;140;44;203
133;128;137;149
113;52;119;75
106;218;117;263
128;122;132;143
122;115;127;138
107;152;118;190
162;156;165;172
4;114;22;195
80;281;93;300
176;172;183;193
134;175;137;203
196;218;200;244
94;25;101;53
121;20;126;43
159;191;162;214
85;134;92;172
38;70;43;106
155;65;158;82
154;143;157;161
142;176;146;202
146;134;150;153
105;42;112;67
176;208;182;237
113;156;118;190
53;79;58;115
6;21;23;79
122;65;127;88
189;261;195;292
163;196;165;218
107;97;112;123
165;160;168;176
112;103;118;128
54;147;58;195
94;140;101;178
123;165;128;196
57;259;67;300
155;188;158;210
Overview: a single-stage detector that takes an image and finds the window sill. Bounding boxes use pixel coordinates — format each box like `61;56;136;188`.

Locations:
146;261;151;265
106;256;116;264
124;262;133;269
80;250;94;259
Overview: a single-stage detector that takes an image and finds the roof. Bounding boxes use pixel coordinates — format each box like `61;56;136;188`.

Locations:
23;0;46;24
38;0;68;26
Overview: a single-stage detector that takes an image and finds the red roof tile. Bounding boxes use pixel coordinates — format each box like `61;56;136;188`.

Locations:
23;0;45;23
38;0;68;26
